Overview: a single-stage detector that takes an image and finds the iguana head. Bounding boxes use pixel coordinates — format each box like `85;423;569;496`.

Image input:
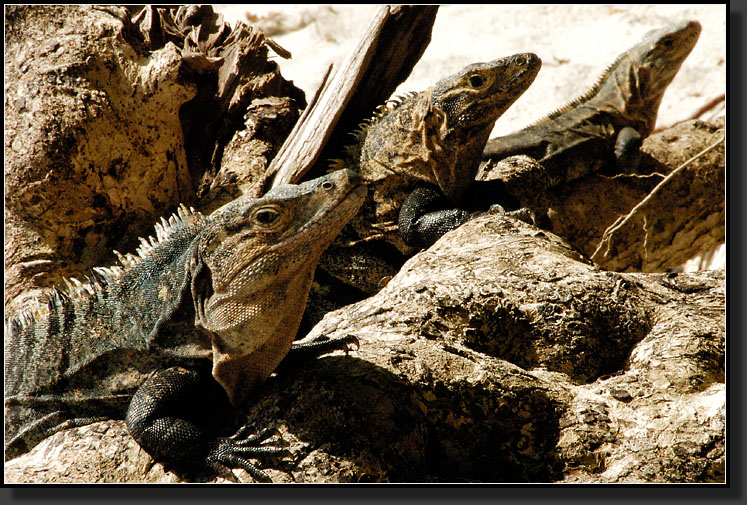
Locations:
424;53;542;202
588;19;701;134
191;169;366;405
429;52;542;141
384;53;541;203
349;53;540;204
628;19;701;132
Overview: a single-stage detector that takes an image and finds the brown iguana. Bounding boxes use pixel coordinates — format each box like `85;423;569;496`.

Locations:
480;19;702;187
4;169;366;482
311;53;541;318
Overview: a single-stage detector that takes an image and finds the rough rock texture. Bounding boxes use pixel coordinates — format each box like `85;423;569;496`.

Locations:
4;5;303;316
290;215;724;483
480;117;725;273
5;215;724;483
4;5;725;484
2;421;181;484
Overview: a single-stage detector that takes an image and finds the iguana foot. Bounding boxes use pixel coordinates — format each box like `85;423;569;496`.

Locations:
614;126;643;172
273;334;359;387
206;426;291;483
288;334;360;358
126;367;293;483
398;185;471;250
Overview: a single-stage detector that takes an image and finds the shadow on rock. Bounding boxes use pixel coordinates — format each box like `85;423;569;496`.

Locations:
248;351;565;482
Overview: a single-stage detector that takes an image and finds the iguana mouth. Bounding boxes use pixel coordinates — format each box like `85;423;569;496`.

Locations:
301;181;367;233
489;52;542;104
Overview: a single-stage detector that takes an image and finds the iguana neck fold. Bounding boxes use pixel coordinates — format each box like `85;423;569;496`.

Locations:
337;52;542;204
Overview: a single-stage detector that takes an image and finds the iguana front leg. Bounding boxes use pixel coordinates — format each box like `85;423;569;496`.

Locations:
273;334;360;375
288;334;359;356
614;126;643;172
398;185;471;250
125;366;287;482
399;183;539;250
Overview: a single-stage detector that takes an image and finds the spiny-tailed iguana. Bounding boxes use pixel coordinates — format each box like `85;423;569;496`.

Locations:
4;169;366;482
480;20;701;186
317;53;541;302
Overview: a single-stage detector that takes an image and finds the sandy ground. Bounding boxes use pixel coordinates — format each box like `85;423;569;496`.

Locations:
213;4;726;269
214;4;725;135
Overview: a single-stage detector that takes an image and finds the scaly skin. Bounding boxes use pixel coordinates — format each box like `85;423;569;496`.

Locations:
5;170;366;481
481;20;701;186
321;53;542;295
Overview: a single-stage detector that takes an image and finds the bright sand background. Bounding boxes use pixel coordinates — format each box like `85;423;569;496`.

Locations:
213;4;726;269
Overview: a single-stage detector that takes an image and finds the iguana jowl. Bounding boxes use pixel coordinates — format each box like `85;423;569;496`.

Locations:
4;169;366;481
480;20;702;185
320;53;541;296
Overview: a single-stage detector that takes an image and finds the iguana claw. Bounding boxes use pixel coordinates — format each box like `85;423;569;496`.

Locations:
289;334;360;356
207;426;291;483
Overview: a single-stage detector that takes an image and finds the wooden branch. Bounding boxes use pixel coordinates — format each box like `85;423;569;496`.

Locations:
254;5;439;195
550;118;725;272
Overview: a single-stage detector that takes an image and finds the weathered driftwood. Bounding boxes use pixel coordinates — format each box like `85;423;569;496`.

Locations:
256;5;439;194
4;214;725;483
479;117;725;272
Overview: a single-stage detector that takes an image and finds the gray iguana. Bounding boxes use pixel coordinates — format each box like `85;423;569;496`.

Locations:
480;19;702;187
4;169;366;482
308;53;541;324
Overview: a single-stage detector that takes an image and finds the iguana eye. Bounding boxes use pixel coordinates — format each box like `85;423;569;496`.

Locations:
468;74;487;89
254;208;280;225
321;181;334;190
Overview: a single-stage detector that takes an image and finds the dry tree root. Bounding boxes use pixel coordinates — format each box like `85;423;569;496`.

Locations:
591;132;725;264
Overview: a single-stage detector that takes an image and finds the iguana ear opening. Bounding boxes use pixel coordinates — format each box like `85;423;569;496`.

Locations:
147;254;214;360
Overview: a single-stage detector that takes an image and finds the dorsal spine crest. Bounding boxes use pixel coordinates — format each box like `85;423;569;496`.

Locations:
526;55;624;128
8;204;205;331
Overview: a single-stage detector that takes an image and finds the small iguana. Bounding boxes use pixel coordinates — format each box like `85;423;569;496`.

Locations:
480;20;702;186
4;169;366;482
316;53;541;305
